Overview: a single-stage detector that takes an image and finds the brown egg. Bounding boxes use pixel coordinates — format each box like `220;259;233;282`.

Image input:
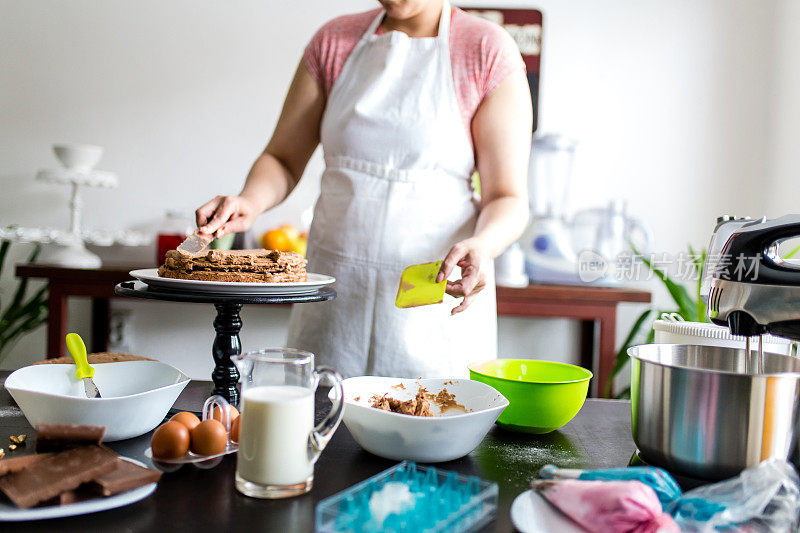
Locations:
212;405;239;427
190;419;228;455
151;421;190;459
170;411;201;431
231;415;240;443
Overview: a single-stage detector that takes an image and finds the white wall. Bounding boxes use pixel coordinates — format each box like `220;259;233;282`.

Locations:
765;0;800;216
0;0;792;380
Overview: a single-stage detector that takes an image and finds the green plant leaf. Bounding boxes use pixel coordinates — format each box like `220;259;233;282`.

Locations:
615;386;631;400
1;285;47;329
688;244;708;322
0;240;9;310
0;240;10;273
608;244;708;397
605;308;657;397
0;242;48;364
637;252;696;320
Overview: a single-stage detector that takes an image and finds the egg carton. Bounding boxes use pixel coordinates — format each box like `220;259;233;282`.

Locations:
145;395;238;472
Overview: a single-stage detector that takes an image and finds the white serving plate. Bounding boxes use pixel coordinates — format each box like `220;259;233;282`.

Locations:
130;268;335;296
0;458;157;521
335;377;508;463
5;361;189;441
510;489;584;533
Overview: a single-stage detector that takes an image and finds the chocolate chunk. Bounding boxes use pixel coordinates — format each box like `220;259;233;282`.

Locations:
0;445;119;508
35;424;105;452
52;484;97;505
0;453;54;477
90;459;161;496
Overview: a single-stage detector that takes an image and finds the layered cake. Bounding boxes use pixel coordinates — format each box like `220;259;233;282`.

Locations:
158;249;307;283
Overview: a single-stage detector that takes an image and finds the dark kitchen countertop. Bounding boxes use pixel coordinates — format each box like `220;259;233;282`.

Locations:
0;372;635;532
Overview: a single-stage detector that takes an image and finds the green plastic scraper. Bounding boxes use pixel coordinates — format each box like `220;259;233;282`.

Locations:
395;261;447;308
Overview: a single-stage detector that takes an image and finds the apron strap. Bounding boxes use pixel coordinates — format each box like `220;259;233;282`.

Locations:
437;1;451;42
362;10;385;41
361;0;452;42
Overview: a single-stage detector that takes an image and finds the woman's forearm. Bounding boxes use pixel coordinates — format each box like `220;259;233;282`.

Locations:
239;60;325;215
472;195;529;259
239;150;302;215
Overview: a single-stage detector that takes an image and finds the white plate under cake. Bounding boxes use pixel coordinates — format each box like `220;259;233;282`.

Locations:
131;248;334;295
130;270;334;296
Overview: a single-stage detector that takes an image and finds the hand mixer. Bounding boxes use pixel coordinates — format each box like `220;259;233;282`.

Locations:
702;214;800;371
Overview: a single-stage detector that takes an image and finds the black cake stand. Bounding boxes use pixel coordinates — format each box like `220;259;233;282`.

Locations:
114;280;335;407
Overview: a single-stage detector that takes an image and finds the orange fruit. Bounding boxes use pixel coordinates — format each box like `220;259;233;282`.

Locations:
289;235;307;256
279;224;300;241
261;229;291;251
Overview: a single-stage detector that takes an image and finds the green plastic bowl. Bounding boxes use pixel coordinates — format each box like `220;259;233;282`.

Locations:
468;359;592;434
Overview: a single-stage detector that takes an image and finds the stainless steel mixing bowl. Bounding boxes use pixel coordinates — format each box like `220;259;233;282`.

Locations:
629;343;800;480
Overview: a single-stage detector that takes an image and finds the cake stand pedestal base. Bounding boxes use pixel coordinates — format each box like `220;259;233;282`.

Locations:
114;280;336;408
212;303;243;405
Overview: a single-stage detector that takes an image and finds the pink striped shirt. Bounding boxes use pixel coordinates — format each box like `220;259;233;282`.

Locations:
303;6;525;145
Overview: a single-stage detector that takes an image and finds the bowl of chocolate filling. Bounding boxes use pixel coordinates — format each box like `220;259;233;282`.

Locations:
333;377;508;462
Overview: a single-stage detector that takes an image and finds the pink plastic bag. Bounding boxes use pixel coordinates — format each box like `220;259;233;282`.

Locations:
532;479;679;533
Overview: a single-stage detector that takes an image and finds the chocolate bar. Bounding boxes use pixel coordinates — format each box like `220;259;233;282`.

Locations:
91;459;161;496
0;453;53;477
56;486;96;505
35;424;105;452
0;445;119;508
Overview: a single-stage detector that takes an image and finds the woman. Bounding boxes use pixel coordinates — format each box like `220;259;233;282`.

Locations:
196;0;532;378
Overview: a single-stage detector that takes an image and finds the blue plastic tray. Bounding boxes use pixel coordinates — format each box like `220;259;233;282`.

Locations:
315;461;498;532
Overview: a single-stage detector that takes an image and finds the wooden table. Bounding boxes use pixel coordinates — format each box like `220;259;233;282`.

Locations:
16;264;651;397
0;372;643;532
496;285;651;396
15;263;150;360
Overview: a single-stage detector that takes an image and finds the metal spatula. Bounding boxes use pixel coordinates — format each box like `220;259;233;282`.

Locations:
66;333;101;398
177;232;212;255
395;261;447;308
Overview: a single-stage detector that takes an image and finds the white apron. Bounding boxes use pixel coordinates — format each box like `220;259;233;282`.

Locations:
287;1;497;378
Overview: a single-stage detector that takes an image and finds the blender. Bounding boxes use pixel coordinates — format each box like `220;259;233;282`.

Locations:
520;134;582;284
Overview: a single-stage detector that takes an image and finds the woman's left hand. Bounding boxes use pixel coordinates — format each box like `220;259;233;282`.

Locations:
436;238;490;315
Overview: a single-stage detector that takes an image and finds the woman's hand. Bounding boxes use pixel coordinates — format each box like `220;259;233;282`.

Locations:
195;195;260;238
436;237;491;315
195;61;326;240
433;69;531;315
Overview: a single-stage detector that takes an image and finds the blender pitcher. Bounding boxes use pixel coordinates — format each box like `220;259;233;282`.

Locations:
231;348;344;499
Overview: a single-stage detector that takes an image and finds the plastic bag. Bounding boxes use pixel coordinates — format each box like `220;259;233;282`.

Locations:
670;458;800;532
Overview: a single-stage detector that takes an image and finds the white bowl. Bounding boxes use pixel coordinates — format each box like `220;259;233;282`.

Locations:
52;143;103;170
5;361;189;441
335;377;508;463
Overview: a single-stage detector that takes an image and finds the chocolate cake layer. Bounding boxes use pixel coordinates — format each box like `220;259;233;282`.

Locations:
158;268;307;282
164;249;306;273
32;353;155;365
158;248;308;283
0;445;119;508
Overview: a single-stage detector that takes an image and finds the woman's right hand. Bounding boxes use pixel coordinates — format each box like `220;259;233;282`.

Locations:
194;61;324;241
195;195;260;238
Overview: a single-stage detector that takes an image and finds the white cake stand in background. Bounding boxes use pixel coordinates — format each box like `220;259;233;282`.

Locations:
2;144;150;268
